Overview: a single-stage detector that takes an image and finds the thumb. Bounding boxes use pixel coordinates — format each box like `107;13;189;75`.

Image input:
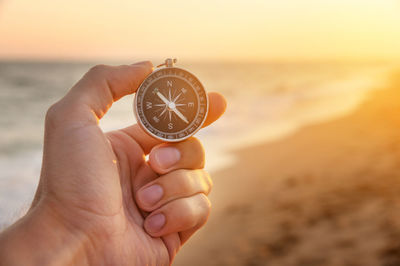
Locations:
46;61;153;129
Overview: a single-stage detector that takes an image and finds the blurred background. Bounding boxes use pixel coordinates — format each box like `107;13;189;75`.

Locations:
1;1;400;265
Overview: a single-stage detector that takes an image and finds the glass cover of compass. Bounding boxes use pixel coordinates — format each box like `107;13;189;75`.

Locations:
134;63;208;142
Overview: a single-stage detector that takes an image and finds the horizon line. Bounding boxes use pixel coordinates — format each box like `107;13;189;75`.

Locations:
0;56;398;65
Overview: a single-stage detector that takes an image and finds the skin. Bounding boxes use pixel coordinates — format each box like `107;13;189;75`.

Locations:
0;61;227;266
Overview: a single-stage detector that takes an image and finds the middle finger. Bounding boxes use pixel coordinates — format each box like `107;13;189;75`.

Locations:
136;169;212;212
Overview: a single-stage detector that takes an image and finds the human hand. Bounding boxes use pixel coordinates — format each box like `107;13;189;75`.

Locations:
0;61;226;265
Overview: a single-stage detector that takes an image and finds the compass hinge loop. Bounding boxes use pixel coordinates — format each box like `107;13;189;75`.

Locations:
157;58;177;68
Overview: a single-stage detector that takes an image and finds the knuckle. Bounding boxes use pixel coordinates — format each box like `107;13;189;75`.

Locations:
190;169;211;194
198;193;212;212
134;61;153;69
202;170;213;194
167;169;212;196
142;60;153;67
87;64;111;77
172;168;187;179
45;103;59;121
45;102;64;129
175;170;194;192
196;193;211;227
179;199;198;229
173;194;211;230
190;137;204;149
189;137;205;159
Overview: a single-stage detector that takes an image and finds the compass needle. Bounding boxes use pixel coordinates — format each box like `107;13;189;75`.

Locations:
172;107;189;124
156;92;170;105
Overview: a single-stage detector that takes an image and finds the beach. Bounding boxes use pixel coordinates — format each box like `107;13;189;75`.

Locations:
1;61;389;226
174;73;400;266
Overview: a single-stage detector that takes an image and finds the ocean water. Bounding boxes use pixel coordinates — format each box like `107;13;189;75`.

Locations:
0;60;393;226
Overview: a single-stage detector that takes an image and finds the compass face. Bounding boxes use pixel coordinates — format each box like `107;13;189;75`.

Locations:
134;67;208;142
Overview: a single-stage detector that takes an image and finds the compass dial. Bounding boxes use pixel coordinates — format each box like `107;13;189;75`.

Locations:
134;66;208;142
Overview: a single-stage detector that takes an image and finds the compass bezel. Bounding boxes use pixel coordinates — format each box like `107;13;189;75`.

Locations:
134;66;209;142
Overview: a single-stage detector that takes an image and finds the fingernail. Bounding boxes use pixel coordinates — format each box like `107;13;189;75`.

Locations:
154;147;181;169
138;184;163;206
146;213;166;233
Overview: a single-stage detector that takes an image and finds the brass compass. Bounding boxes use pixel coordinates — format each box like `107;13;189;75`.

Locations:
134;58;208;142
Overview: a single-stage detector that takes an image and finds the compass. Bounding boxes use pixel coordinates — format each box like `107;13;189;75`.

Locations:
134;58;208;142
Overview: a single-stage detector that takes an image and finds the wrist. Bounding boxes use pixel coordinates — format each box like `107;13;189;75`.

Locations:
0;202;95;266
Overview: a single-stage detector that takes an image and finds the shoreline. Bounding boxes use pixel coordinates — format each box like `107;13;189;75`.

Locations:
175;72;400;265
201;65;392;173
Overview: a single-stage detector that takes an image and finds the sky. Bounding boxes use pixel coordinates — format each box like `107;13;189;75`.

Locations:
0;0;399;62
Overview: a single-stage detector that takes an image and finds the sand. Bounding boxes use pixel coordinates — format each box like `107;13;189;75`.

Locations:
174;73;400;266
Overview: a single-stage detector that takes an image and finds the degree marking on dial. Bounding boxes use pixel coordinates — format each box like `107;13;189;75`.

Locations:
152;116;160;123
153;87;160;94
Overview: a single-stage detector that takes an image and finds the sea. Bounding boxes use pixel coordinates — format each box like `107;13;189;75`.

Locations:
0;60;395;226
